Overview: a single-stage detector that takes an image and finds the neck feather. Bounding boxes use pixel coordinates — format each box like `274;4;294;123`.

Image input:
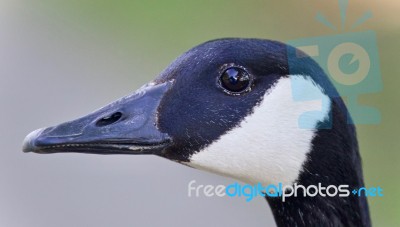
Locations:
266;99;371;227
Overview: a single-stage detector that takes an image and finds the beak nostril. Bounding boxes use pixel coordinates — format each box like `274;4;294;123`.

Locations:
96;112;123;127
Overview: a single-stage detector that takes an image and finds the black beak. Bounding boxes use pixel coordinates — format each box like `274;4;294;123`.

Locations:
22;81;173;155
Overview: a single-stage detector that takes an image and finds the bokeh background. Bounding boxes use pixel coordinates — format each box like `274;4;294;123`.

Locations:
1;0;399;226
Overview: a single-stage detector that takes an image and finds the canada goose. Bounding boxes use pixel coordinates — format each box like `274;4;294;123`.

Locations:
23;38;370;226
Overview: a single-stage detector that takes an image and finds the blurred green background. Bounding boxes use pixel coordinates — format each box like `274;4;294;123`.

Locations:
1;0;399;226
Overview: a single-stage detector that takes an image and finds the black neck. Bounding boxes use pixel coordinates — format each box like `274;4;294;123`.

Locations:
266;189;370;227
266;99;370;227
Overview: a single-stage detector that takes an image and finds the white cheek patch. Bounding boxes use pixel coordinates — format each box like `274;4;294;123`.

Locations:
186;75;331;186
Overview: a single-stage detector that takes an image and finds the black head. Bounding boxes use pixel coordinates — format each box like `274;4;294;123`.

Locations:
23;38;370;226
22;38;305;158
155;39;295;161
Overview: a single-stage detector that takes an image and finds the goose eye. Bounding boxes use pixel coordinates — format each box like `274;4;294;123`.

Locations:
219;67;251;94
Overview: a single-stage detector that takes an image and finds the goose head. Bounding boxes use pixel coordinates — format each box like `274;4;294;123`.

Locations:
23;38;370;226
